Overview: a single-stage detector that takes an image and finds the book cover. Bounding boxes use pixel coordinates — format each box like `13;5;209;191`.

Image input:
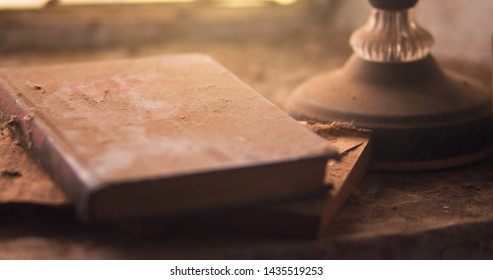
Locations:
0;54;338;222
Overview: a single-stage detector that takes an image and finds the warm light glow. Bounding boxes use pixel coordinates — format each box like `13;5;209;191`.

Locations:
271;0;296;6
61;0;194;5
0;0;297;9
0;0;46;9
216;0;297;7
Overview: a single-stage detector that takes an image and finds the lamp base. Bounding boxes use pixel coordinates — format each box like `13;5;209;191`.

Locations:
286;55;493;171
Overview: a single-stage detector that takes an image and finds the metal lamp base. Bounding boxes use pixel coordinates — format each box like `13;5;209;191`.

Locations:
286;55;493;171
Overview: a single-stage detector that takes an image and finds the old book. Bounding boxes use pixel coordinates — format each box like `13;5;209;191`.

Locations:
0;121;370;238
0;124;67;205
0;54;338;222
286;122;372;237
172;122;372;238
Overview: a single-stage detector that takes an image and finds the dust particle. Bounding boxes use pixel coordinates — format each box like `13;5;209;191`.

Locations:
23;115;34;122
1;169;22;178
32;85;46;93
7;115;18;126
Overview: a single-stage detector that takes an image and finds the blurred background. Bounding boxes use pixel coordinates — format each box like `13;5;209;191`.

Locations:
0;0;492;107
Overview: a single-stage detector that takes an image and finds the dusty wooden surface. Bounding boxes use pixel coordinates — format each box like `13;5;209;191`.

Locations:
1;3;493;259
1;149;492;259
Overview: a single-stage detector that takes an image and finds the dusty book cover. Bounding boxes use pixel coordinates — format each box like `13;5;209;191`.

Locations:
0;54;338;222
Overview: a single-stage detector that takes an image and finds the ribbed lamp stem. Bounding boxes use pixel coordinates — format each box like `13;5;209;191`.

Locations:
350;8;434;62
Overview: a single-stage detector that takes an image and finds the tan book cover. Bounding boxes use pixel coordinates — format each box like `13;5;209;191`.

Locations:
0;54;338;222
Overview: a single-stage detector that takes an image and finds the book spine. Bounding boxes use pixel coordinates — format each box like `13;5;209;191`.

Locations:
0;78;91;220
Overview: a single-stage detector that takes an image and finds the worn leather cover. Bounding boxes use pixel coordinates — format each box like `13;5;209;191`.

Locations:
0;54;338;222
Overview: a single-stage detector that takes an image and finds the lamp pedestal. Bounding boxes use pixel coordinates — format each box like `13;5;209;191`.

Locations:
286;0;493;170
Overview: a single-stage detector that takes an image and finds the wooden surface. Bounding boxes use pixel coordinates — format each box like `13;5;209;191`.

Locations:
1;150;492;259
0;3;493;259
